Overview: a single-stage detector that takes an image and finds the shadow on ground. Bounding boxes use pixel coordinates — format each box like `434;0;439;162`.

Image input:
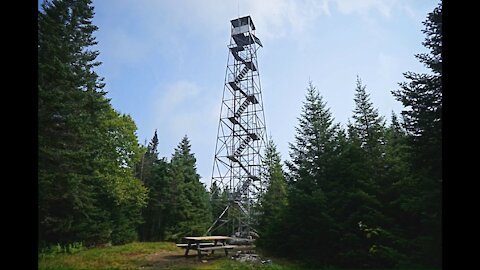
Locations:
141;249;228;269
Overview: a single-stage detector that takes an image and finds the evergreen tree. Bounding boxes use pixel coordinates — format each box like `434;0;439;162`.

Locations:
257;140;288;255
208;182;226;233
329;77;438;268
391;3;442;267
165;136;212;240
284;82;340;265
209;181;221;219
38;0;107;246
137;130;159;184
383;112;411;189
392;4;442;179
332;80;400;267
348;76;387;218
349;76;385;155
208;181;231;236
38;0;147;247
286;81;339;187
136;130;171;241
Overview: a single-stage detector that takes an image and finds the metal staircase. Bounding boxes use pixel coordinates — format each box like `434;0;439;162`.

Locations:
209;15;267;237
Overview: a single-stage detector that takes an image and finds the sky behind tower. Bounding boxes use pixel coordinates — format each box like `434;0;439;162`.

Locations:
83;0;439;186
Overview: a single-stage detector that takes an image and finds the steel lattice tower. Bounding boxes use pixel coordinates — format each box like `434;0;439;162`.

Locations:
208;16;267;237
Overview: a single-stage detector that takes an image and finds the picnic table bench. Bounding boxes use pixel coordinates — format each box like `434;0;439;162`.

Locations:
178;236;233;258
175;242;220;248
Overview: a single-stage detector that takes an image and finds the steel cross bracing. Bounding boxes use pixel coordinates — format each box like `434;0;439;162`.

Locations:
208;16;267;237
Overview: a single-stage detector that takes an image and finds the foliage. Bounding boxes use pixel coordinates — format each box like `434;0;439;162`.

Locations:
329;76;397;268
165;136;213;241
259;63;440;268
135;134;212;242
349;76;385;155
390;2;442;268
137;130;172;241
281;82;341;266
39;242;85;260
38;0;147;247
256;140;288;254
208;181;230;236
38;1;442;268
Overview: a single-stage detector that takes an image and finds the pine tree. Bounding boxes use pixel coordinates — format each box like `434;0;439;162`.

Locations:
392;4;442;179
391;3;442;267
208;182;230;236
286;81;339;188
165;136;212;240
257;140;288;255
38;0;147;247
348;76;387;226
136;130;171;241
209;181;221;218
284;82;340;265
332;84;402;267
39;0;107;246
383;112;411;186
349;76;385;155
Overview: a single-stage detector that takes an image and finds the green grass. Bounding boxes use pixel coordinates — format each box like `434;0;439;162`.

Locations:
39;242;179;270
39;242;313;270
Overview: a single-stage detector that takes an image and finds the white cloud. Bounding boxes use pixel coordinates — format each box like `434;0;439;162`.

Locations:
151;80;220;182
96;0;423;66
243;0;330;40
93;0;436;183
331;0;399;18
98;0;331;42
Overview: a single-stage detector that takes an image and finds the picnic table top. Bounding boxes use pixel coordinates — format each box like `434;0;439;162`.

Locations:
183;236;232;241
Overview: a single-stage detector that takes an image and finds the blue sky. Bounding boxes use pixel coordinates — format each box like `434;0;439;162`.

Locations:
84;0;439;186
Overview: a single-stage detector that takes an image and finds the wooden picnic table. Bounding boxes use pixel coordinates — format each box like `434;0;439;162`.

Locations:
182;236;234;258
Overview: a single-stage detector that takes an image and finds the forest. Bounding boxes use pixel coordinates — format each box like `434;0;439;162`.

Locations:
38;0;442;269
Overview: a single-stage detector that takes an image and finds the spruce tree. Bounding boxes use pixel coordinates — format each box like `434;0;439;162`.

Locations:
136;130;171;241
286;81;339;188
332;79;400;268
209;181;221;218
284;82;339;265
348;76;387;214
165;136;212;240
38;0;147;246
257;140;288;255
349;76;385;155
208;182;230;236
39;0;107;246
383;112;411;189
391;3;442;267
392;4;442;179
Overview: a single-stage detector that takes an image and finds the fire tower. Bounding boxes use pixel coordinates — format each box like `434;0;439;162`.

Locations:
208;16;267;237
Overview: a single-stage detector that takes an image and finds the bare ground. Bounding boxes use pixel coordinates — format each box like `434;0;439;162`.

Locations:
140;248;228;269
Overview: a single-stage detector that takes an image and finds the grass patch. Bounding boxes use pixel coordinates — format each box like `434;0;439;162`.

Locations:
39;242;315;270
39;242;179;270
